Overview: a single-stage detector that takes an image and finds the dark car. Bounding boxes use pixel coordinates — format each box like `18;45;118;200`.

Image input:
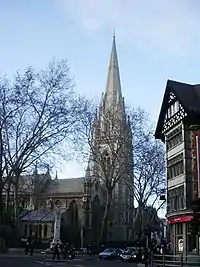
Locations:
99;248;122;260
120;247;140;262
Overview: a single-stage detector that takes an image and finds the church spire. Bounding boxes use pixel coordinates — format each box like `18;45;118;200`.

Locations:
105;35;122;107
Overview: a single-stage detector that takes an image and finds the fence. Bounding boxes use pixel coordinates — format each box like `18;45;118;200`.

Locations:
152;253;200;267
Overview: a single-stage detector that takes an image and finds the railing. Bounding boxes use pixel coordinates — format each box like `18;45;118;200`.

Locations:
152;253;200;267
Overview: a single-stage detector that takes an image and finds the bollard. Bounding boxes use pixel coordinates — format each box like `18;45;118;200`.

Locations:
150;251;153;267
180;253;183;267
162;253;165;267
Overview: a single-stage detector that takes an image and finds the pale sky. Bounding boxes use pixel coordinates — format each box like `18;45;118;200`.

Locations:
1;0;200;181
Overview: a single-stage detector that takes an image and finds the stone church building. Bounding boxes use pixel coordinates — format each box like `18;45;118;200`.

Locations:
20;36;134;247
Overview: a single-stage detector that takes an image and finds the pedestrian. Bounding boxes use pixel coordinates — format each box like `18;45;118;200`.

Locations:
63;243;69;259
68;244;75;260
25;242;29;255
143;247;149;267
52;242;60;260
87;244;91;255
29;243;34;256
138;246;142;262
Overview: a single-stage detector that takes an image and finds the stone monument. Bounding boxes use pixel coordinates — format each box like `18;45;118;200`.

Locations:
50;205;62;247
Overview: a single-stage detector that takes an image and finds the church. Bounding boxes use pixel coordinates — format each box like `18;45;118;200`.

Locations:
20;36;134;247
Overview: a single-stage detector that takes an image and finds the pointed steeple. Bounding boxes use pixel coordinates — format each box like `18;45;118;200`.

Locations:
105;35;123;107
53;170;59;185
46;164;51;179
55;170;58;180
33;162;38;184
85;165;91;180
33;162;38;177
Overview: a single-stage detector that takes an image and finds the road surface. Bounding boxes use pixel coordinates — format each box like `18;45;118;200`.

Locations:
0;254;140;266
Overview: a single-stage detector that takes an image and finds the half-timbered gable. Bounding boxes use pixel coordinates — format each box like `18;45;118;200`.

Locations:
163;94;186;134
155;80;200;141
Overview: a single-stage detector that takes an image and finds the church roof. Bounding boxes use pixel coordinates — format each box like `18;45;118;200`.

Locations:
155;79;200;140
21;208;66;222
42;177;84;195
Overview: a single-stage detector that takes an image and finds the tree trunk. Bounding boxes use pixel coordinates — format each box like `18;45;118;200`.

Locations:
99;190;112;245
0;131;4;230
0;185;4;229
14;181;19;227
6;181;11;211
14;172;21;228
130;205;143;240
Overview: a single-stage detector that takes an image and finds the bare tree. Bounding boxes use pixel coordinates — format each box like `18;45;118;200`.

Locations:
133;206;161;244
127;107;166;240
3;171;36;225
77;103;133;244
77;100;165;244
0;60;85;228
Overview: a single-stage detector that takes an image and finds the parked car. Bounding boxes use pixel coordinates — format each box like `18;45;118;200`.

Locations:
99;248;122;260
120;247;140;262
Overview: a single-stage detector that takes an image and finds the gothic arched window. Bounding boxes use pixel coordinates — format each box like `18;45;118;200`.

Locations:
91;195;101;241
103;150;111;169
68;200;78;228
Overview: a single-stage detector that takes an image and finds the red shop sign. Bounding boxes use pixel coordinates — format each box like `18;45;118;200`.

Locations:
168;215;193;224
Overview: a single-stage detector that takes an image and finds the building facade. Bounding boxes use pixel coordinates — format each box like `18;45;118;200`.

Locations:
20;171;105;247
18;36;134;246
155;80;200;254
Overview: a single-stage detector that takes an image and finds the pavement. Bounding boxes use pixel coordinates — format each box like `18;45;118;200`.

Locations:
0;252;140;267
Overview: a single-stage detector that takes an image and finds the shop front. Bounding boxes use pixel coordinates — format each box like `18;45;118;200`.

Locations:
168;215;200;254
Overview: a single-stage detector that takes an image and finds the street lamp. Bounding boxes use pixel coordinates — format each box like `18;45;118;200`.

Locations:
158;190;166;209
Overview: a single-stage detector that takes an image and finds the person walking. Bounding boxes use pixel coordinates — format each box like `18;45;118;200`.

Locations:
25;241;29;255
29;242;34;256
87;244;91;256
143;247;149;267
52;242;60;260
63;243;69;260
68;244;75;260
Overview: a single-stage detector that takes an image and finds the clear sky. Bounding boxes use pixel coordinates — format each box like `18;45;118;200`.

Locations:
1;0;200;179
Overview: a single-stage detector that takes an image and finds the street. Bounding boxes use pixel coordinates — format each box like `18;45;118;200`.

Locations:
0;254;140;267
